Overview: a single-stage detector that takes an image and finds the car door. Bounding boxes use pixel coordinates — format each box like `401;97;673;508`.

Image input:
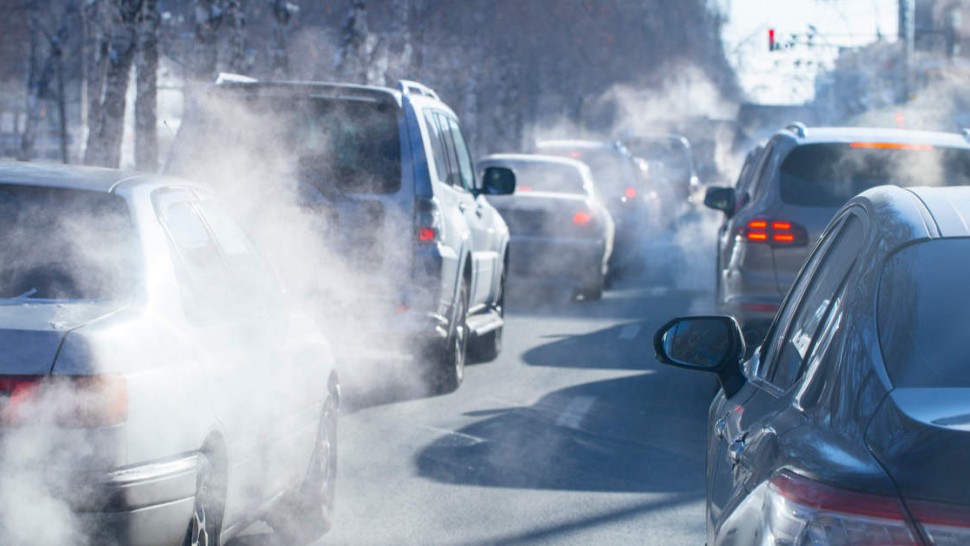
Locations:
717;144;771;303
709;210;867;542
436;112;495;308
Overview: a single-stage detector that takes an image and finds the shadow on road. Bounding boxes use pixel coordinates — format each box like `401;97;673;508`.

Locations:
415;368;713;494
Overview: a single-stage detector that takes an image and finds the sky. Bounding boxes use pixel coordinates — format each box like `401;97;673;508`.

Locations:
721;0;900;104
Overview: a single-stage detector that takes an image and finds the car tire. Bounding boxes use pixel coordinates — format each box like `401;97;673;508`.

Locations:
269;396;338;543
579;267;605;301
429;278;468;394
182;452;225;546
469;268;505;363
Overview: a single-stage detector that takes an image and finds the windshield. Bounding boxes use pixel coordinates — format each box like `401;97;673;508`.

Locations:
507;162;587;194
172;93;402;195
878;239;970;388
780;143;970;207
0;185;136;302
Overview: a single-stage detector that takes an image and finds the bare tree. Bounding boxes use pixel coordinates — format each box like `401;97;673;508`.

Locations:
20;0;76;162
193;0;222;81
85;0;140;168
334;0;370;82
135;0;158;170
271;0;298;77
226;0;247;72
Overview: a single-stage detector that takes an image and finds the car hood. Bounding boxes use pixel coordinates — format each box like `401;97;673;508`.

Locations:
866;388;970;507
0;302;124;375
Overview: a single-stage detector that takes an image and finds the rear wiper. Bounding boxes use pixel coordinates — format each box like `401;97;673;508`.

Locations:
0;288;38;304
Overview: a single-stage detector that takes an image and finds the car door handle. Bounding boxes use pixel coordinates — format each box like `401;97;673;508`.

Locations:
715;417;727;440
728;437;746;465
475;205;485;217
458;202;468;212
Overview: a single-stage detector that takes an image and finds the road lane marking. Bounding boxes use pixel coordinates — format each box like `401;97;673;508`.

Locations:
618;324;640;340
555;395;596;430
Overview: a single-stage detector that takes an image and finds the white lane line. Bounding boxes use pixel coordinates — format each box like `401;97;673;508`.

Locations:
618;324;641;340
555;395;597;430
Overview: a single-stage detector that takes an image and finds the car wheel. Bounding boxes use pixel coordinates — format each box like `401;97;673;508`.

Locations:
269;396;337;543
183;453;225;546
469;268;504;363
579;267;605;301
429;278;468;394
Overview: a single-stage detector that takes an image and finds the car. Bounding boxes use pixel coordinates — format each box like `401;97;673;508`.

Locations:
0;161;339;545
531;139;653;275
704;124;970;344
621;133;699;204
655;184;970;546
167;74;516;388
477;154;615;300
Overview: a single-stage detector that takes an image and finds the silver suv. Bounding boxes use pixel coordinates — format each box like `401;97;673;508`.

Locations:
705;124;970;344
168;76;515;392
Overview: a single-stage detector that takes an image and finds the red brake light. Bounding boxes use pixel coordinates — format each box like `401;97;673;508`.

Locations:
743;219;807;247
572;211;592;226
518;185;533;192
850;142;933;150
569;150;582;159
417;227;437;242
624;186;637;199
0;375;127;427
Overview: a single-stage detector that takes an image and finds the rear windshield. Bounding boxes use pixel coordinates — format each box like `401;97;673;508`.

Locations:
780;143;970;207
625;139;693;181
878;239;970;388
505;162;586;194
536;146;637;196
0;185;136;302
171;93;401;195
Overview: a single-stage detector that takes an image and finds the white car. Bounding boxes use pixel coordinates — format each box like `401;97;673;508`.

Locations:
478;154;615;300
0;162;338;545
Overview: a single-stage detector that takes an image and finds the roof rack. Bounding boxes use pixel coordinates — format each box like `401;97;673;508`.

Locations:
215;72;259;85
785;122;807;138
398;80;439;101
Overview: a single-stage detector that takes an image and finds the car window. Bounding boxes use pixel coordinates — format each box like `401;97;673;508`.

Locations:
503;162;586;194
435;112;464;190
196;200;280;301
759;213;865;390
0;184;136;301
424;110;450;186
744;142;774;201
780;143;970;207
878;238;970;388
158;197;228;319
446;117;476;191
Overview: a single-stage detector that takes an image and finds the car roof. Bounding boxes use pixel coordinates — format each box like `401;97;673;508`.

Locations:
909;186;970;237
212;76;403;106
479;153;589;170
0;161;198;194
782;126;970;149
534;139;617;151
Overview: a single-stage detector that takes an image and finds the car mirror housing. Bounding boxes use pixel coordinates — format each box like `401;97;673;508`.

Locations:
654;315;747;397
482;167;516;195
704;186;736;216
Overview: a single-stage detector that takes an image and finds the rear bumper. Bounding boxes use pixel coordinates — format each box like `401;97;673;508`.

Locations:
66;455;198;546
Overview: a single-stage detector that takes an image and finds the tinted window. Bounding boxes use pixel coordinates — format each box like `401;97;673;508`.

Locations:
503;162;586;194
0;185;136;301
878;238;970;388
435;113;464;189
424;111;450;185
172;94;401;195
446;118;475;191
780;143;970;207
768;215;865;389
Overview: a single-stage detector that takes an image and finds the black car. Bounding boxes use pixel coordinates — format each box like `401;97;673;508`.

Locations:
656;185;970;545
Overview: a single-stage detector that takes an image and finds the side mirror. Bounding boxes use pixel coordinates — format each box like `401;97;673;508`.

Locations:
654;315;746;397
704;186;736;216
482;167;516;195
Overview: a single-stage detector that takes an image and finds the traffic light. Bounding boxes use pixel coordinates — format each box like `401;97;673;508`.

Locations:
769;28;779;51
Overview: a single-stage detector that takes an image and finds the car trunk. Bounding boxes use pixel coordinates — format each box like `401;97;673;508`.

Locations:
866;388;970;509
488;192;601;239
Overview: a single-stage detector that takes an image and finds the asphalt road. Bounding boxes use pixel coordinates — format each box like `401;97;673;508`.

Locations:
235;218;721;545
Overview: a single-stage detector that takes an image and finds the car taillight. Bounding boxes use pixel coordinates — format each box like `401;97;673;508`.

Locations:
572;211;592;226
0;375;127;427
415;197;442;244
742;219;808;247
910;499;970;546
624;186;637;199
764;470;919;545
